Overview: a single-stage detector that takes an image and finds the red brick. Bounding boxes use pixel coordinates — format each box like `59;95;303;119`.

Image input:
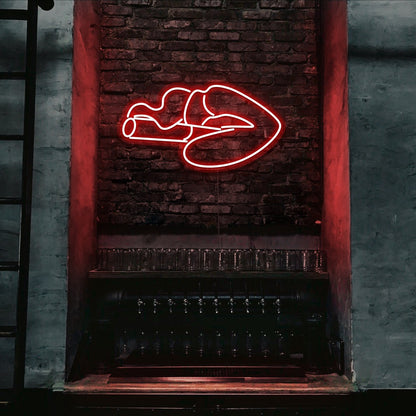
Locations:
277;53;308;64
275;31;305;42
104;27;147;38
151;73;183;82
195;41;227;52
292;0;317;8
143;30;178;41
152;161;182;170
102;82;134;94
102;71;147;82
231;205;256;215
182;182;215;192
227;42;257;52
127;39;158;50
102;5;132;15
99;124;119;137
148;182;168;191
128;17;160;28
101;17;125;27
241;32;273;42
184;72;226;83
168;204;199;214
103;49;136;60
228;0;257;9
194;20;226;30
226;21;257;31
101;95;128;106
178;31;208;40
125;0;152;4
138;8;169;18
183;193;216;203
259;42;290;52
196;52;225;61
193;0;222;7
130;61;161;71
130;149;161;160
161;41;195;51
293;42;317;53
209;32;240;41
290;84;318;95
243;52;275;63
229;72;260;84
291;21;316;31
101;38;128;48
137;51;166;62
242;10;272;20
101;61;130;71
204;9;238;20
257;21;290;31
162;20;192;29
218;194;262;204
220;184;246;193
205;172;235;182
168;8;205;19
218;62;243;71
272;8;316;20
155;0;193;5
228;53;241;62
258;163;274;174
200;205;231;214
171;51;195;61
259;75;274;85
260;0;290;8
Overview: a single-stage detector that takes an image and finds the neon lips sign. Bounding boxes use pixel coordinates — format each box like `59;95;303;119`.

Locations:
120;84;285;171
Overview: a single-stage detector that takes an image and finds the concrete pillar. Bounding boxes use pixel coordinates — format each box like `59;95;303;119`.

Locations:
349;0;416;388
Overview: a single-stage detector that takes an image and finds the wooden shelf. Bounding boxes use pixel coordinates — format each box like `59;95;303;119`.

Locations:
64;372;352;396
88;270;329;280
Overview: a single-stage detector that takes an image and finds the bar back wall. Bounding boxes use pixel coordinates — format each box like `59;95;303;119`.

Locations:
97;0;322;235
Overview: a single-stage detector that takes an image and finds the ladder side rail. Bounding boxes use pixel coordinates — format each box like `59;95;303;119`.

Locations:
13;0;39;394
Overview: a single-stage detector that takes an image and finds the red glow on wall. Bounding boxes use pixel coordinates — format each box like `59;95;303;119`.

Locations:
120;84;285;171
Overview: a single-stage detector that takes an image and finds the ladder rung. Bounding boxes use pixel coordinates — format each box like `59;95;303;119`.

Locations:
0;72;26;80
0;262;19;272
0;326;17;338
0;9;28;20
0;198;22;205
0;135;24;141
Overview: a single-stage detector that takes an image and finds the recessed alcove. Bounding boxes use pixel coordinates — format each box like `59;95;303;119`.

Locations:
67;0;351;396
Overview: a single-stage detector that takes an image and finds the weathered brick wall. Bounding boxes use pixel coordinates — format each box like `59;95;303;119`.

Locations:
97;0;321;233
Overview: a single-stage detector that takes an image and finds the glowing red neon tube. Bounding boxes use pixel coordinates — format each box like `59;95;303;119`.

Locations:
120;84;285;171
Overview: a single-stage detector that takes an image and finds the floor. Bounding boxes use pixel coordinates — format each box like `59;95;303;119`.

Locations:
57;373;355;415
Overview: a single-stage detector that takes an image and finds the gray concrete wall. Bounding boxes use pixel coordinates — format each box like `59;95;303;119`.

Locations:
349;0;416;388
0;0;73;388
1;0;415;392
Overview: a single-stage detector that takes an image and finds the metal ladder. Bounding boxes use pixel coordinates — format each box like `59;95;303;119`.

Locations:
0;0;54;404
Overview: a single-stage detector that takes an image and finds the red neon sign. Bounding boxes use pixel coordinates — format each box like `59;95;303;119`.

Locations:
120;84;285;171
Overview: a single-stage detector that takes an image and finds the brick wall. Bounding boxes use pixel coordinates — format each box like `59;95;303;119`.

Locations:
97;0;321;233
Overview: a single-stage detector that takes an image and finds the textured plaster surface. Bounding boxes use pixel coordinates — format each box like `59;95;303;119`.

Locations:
349;0;416;388
25;0;74;388
0;0;74;388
